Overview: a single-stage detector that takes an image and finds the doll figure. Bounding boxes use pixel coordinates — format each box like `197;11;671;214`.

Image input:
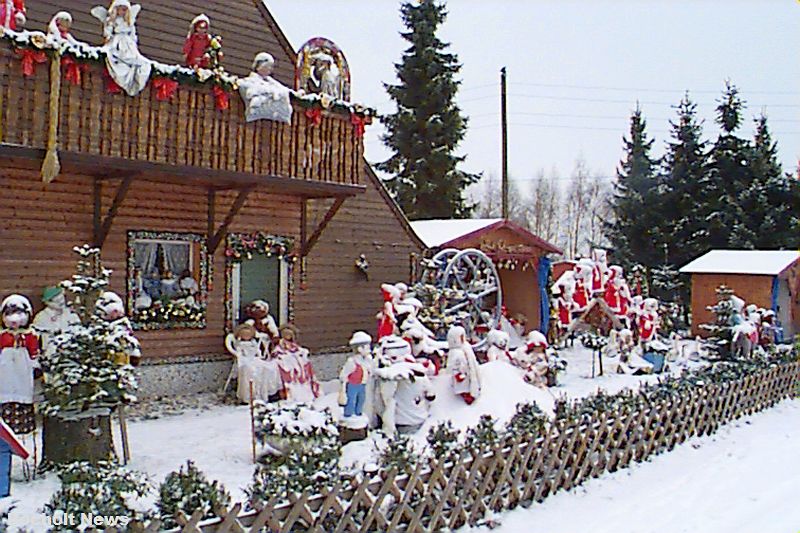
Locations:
32;286;79;355
0;0;25;31
225;323;281;403
183;14;223;69
572;260;593;313
514;330;550;387
47;11;78;44
0;295;40;435
446;325;481;405
376;283;400;340
238;52;293;123
96;291;141;366
244;299;279;349
90;0;152;96
638;298;660;343
486;329;513;364
273;325;319;403
338;331;372;424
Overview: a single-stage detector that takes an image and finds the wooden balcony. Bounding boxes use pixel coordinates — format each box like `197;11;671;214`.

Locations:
0;45;367;197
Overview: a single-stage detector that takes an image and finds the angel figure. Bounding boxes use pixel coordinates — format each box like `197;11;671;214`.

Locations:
91;0;152;96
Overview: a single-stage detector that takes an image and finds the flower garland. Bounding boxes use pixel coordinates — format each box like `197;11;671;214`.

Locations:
1;29;375;119
126;230;209;331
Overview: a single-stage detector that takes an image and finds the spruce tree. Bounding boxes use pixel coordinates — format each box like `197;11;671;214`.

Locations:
747;114;800;248
660;94;710;306
708;82;752;248
378;0;479;219
606;105;662;271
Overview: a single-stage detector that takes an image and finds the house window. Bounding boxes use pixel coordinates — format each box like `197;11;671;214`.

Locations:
127;231;208;330
224;232;294;332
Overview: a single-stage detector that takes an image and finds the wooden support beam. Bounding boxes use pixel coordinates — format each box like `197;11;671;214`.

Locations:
93;174;134;248
208;185;254;254
300;196;346;257
207;189;216;249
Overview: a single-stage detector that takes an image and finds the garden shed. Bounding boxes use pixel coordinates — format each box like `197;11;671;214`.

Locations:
679;250;800;339
411;218;562;334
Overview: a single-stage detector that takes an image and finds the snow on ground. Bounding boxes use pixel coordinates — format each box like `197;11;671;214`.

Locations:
6;344;702;531
462;399;800;533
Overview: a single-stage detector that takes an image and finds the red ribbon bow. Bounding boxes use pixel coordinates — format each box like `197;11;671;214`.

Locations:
305;107;323;127
212;85;230;111
15;48;47;77
152;77;179;102
350;113;366;138
103;69;123;94
61;55;88;86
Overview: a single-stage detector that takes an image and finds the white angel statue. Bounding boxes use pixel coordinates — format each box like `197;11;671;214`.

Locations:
91;0;152;96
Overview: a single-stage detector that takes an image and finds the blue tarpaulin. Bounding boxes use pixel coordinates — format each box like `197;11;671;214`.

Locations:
0;439;10;497
771;276;779;313
538;257;551;335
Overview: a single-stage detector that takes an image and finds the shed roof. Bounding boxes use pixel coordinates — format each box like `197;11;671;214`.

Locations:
410;218;562;254
679;250;800;276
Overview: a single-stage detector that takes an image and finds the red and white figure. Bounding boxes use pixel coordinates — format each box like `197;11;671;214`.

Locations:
376;283;401;340
0;0;25;31
486;329;514;364
591;249;609;294
401;322;443;375
96;291;141;366
446;325;481;405
47;11;78;44
551;270;577;332
0;295;40;435
514;330;550;387
183;14;211;68
338;331;373;427
32;286;79;356
638;298;660;343
273;325;319;403
628;295;644;335
572;259;593;313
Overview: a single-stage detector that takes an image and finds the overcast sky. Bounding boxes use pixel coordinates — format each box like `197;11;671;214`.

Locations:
267;1;799;187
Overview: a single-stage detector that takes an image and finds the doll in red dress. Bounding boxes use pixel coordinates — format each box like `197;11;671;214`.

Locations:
183;14;223;69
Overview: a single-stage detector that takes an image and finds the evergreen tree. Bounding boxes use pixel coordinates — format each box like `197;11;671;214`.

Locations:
378;0;479;219
708;82;753;248
660;94;710;306
606;105;662;271
747;114;800;248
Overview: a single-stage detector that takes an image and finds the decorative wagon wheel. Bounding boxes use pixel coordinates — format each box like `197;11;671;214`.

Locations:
430;248;503;349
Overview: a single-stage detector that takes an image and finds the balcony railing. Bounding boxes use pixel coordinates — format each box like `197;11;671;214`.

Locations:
0;44;365;188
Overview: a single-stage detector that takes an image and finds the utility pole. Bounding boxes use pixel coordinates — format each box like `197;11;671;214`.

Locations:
500;67;509;219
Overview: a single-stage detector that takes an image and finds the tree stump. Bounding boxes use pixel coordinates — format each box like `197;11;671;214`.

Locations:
42;415;116;467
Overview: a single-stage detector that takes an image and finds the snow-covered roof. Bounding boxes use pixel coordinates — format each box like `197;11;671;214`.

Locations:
411;219;504;248
679;250;800;276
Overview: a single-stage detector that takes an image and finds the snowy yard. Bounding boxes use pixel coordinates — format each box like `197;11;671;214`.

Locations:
462;398;800;533
0;344;759;532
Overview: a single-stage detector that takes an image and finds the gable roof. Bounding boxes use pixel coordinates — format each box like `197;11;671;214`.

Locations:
410;218;563;254
24;0;297;81
679;250;800;276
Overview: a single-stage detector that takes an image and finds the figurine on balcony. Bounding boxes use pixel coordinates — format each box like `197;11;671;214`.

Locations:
183;14;223;70
0;0;26;31
91;0;152;97
47;11;78;45
238;52;293;124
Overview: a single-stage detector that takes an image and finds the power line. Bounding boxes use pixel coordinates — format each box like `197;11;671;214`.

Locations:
459;92;800;108
506;81;800;96
469;111;800;123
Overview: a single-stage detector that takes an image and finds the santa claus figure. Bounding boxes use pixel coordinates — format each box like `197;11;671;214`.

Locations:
552;270;577;333
638;298;660;343
446;325;481;405
183;14;223;69
0;295;40;435
376;283;400;340
47;11;78;44
32;286;79;356
273;324;319;403
401;319;444;375
591;249;609;294
486;329;513;364
96;291;141;366
0;0;26;31
572;260;593;313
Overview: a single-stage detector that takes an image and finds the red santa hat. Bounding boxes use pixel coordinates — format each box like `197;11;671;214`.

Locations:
188;13;210;37
525;330;548;350
380;283;400;303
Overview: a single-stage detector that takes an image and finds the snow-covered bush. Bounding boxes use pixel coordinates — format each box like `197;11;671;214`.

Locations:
0;501;12;533
157;460;230;530
426;421;461;464
247;403;340;506
377;432;418;474
41;246;138;418
43;461;151;531
505;402;548;438
464;415;500;456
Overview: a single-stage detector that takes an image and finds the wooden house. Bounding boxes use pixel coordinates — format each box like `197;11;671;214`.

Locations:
0;2;423;394
679;250;800;339
411;218;562;333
